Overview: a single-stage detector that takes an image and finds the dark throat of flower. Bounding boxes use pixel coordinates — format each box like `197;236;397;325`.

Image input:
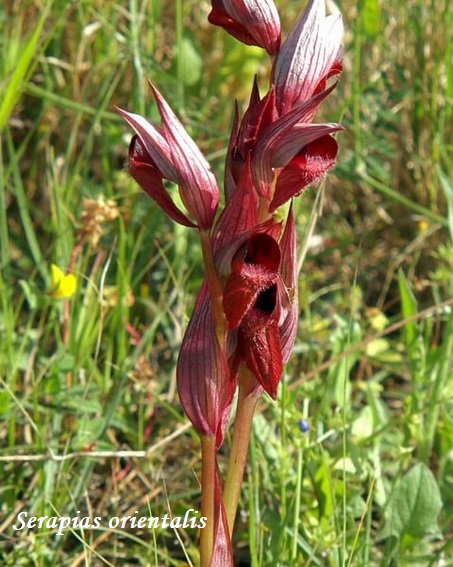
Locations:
254;284;277;314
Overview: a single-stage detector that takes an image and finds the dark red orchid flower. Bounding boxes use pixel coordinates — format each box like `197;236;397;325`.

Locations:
221;229;296;399
224;80;342;213
250;98;342;203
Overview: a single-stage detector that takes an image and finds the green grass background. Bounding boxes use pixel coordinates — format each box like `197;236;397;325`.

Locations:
1;0;452;565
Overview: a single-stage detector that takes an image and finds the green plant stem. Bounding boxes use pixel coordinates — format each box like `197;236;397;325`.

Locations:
420;311;453;462
362;173;448;227
223;367;260;536
291;442;304;560
352;0;362;169
200;434;216;567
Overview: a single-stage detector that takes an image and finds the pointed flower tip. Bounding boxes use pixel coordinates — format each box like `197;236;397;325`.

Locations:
208;0;281;55
118;86;219;229
272;0;344;111
145;83;220;229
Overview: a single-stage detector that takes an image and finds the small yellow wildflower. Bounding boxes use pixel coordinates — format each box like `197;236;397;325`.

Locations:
418;219;428;233
49;264;77;299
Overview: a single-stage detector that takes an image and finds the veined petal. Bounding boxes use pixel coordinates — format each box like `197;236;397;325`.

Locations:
214;216;281;272
238;311;283;399
213;153;260;250
128;136;196;227
270;134;338;211
278;206;298;362
278;206;297;296
150;84;220;229
117;84;220;229
271;122;342;168
177;282;235;449
252;84;337;195
273;0;343;113
115;107;177;181
231;84;277;190
208;0;281;55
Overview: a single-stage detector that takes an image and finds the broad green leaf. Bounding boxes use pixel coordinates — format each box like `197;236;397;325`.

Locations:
56;352;76;373
311;452;334;520
74;415;107;448
380;535;399;566
381;462;442;540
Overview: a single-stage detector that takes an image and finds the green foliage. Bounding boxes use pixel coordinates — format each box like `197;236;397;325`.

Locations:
1;0;453;565
361;0;381;38
381;463;442;541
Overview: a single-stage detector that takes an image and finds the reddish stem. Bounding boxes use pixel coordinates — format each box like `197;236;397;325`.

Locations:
223;367;260;535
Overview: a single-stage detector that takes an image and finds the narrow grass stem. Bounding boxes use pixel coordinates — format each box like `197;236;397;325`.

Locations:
291;442;304;560
175;0;184;102
62;243;82;389
200;435;216;567
223;368;260;536
352;1;362;169
419;311;453;463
